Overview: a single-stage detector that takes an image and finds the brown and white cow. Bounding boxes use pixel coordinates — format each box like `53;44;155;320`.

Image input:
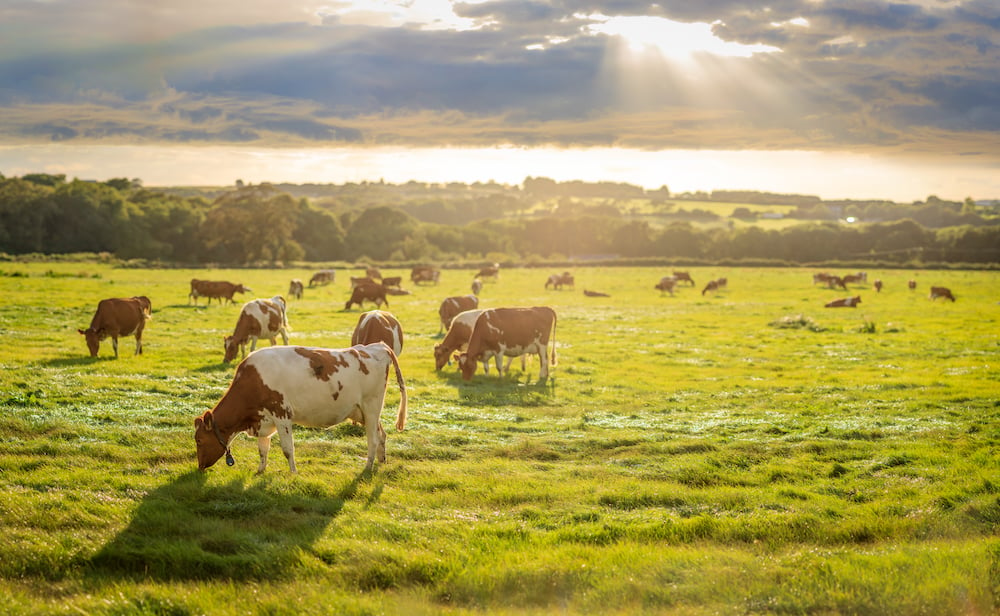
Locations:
842;272;867;285
78;296;152;358
194;343;407;474
873;279;883;293
457;307;557;381
365;267;382;280
813;272;832;285
476;263;500;281
545;272;575;290
351;310;404;357
471;278;483;296
908;279;917;290
224;296;290;363
434;308;525;374
702;280;719;296
350;276;376;289
673;271;695;286
929;286;956;302
411;266;440;285
189;279;251;305
345;283;388;310
438;294;479;334
288;279;304;299
825;296;862;308
309;270;335;287
381;276;403;290
655;276;677;295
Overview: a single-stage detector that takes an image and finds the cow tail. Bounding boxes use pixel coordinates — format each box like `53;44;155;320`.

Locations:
550;309;558;367
388;348;408;431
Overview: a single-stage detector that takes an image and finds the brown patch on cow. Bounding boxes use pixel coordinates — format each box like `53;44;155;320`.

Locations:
238;363;288;421
349;348;371;374
332;380;344;401
295;347;350;381
266;308;281;332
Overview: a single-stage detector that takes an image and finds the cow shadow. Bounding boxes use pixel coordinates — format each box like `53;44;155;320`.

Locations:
87;469;368;581
37;355;115;368
441;370;557;407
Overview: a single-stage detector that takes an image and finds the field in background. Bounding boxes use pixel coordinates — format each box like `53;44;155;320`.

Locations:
1;263;997;614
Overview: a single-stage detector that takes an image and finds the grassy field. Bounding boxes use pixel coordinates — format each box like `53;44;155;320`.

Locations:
0;262;997;615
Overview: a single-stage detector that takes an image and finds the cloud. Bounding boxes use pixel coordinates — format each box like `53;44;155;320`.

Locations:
0;0;996;167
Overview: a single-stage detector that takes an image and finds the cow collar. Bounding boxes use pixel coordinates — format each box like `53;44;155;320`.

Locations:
212;419;236;467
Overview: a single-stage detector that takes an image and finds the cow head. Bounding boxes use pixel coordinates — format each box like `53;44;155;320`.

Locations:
236;284;251;294
193;411;228;470
223;335;240;363
457;352;477;380
433;344;450;370
78;328;100;357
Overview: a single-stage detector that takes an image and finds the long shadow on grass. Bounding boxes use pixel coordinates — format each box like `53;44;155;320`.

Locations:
439;370;557;408
87;469;366;581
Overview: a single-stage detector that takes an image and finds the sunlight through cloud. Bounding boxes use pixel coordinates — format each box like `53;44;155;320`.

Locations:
589;15;781;61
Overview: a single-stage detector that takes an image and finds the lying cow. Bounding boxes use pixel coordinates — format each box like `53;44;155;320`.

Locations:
189;279;251;305
345;282;388;310
435;308;525;374
457;307;557;381
438;294;479;334
309;270;335;287
78;296;152;358
929;286;956;302
194;343;407;474
825;296;862;308
583;289;610;297
224;296;290;363
288;279;304;299
351;310;403;357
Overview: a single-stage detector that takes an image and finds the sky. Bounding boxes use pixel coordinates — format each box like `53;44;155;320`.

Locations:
0;0;998;201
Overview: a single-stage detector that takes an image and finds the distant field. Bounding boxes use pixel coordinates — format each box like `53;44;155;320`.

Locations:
1;263;997;614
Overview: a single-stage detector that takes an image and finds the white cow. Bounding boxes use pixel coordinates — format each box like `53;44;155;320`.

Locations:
194;343;407;473
223;296;290;363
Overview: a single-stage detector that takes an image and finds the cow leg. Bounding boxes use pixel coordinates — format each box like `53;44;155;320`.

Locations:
134;334;142;355
538;348;550;379
272;420;297;473
249;337;258;353
111;336;119;358
254;422;278;474
279;331;288;345
494;354;503;376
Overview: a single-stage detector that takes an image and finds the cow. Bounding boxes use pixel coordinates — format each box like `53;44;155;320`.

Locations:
929;286;956;302
193;343;407;474
583;289;610;297
908;280;917;290
843;272;867;285
433;308;523;373
457;307;557;381
655;276;677;296
411;266;440;285
438;294;479;334
476;263;500;281
673;271;695;286
702;280;719;296
189;279;251;305
545;272;575;290
381;276;403;290
78;296;151;358
471;278;483;296
351;310;403;357
288;279;304;300
366;267;382;280
873;279;883;293
825;296;862;308
345;283;388;310
826;275;848;290
224;296;290;363
350;276;376;289
813;272;832;285
308;270;335;287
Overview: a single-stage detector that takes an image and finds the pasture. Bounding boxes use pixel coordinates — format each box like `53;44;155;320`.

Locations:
0;263;997;615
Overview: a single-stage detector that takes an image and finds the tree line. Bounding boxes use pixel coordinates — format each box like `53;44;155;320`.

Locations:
0;173;998;265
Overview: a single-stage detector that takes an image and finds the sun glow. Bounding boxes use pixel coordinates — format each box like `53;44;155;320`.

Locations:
589;15;780;61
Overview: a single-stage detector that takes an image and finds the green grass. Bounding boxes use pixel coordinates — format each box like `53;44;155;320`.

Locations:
1;263;998;614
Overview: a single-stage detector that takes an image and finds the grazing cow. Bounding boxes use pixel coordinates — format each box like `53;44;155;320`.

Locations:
843;272;867;285
471;278;483;296
476;263;500;281
194;343;407;474
908;280;917;290
78;296;152;358
825;296;862;308
438;295;479;334
457;307;557;381
189;279;251;305
545;272;575;290
929;286;956;302
873;279;883;293
345;283;388;310
411;266;440;285
366;267;382;280
826;275;848;290
224;296;290;363
309;270;335;287
381;276;403;290
673;271;695;286
434;309;524;374
655;276;677;296
583;289;610;297
702;280;719;296
288;279;304;300
813;272;832;285
351;310;404;357
350;276;376;289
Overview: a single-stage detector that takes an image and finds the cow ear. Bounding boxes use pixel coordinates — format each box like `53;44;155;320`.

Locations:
202;412;214;430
